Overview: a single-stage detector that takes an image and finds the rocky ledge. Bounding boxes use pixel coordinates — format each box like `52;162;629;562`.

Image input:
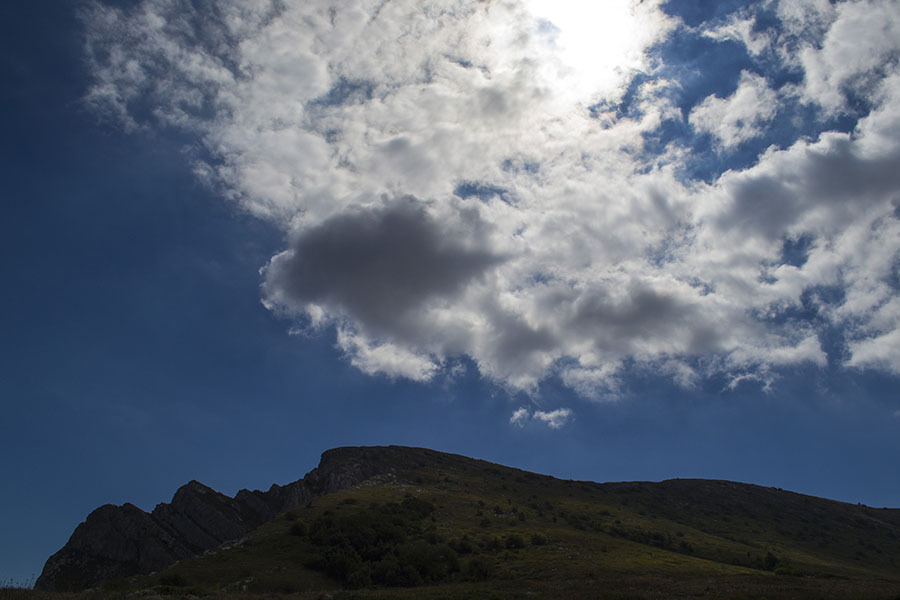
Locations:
35;445;452;591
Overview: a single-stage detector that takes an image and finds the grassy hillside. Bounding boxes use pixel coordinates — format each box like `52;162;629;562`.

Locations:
9;449;900;599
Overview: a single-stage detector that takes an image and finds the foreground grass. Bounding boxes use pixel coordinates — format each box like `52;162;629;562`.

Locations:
7;575;900;600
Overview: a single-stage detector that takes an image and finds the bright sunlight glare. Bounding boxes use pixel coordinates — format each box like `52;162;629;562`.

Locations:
523;0;669;106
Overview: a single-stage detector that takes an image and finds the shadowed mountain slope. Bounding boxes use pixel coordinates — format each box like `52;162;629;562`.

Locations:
36;446;450;591
35;446;900;598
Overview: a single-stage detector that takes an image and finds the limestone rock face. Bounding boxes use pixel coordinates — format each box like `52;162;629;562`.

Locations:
35;446;436;591
151;481;251;552
34;503;191;592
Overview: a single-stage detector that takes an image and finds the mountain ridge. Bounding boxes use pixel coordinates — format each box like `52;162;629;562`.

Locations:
34;446;900;595
34;446;470;591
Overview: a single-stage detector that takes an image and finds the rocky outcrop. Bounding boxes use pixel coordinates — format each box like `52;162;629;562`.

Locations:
35;445;448;591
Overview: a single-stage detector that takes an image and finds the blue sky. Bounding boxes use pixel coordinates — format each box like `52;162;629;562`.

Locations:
3;0;900;585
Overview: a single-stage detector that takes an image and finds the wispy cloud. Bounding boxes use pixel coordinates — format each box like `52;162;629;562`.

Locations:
82;0;900;395
509;407;573;430
532;408;574;430
509;407;530;428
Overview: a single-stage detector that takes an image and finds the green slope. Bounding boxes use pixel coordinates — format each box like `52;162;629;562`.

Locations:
11;448;900;599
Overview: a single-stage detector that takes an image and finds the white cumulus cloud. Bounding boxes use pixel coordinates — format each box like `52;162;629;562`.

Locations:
82;0;900;398
689;70;778;149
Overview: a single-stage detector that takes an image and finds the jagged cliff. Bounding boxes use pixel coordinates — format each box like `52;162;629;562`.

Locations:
35;446;452;591
34;446;900;598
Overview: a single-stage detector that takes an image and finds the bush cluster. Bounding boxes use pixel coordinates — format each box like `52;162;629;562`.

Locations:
298;496;464;588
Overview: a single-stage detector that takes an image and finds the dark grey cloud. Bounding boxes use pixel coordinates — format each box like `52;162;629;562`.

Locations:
263;198;504;335
721;174;801;240
718;136;900;240
804;138;900;203
569;283;721;353
479;305;559;377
